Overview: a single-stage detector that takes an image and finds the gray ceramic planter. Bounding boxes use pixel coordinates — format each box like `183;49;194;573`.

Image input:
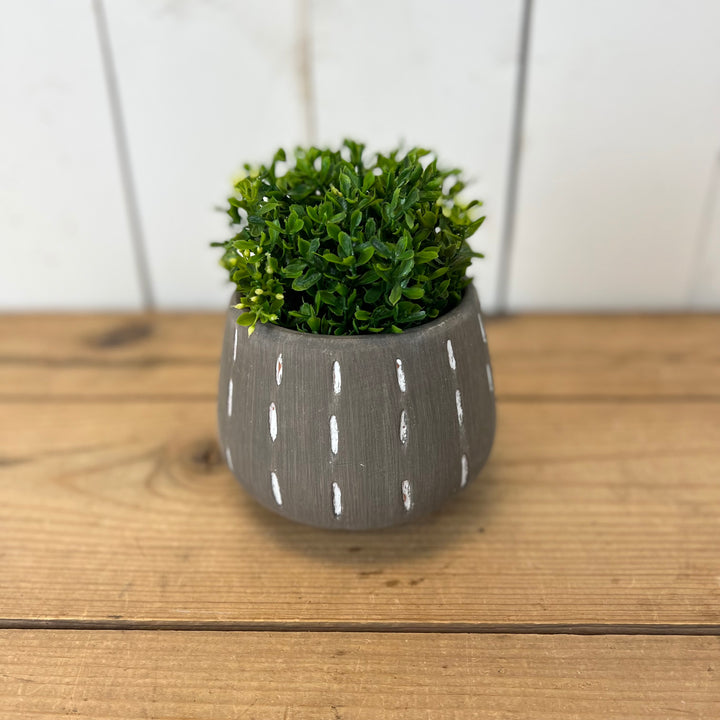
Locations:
218;283;495;530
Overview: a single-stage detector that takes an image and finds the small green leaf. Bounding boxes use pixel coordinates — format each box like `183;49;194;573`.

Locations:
395;233;408;257
297;238;311;257
282;261;307;278
371;238;393;259
395;258;414;279
286;211;303;234
356;246;375;266
404;310;426;324
328;211;346;224
338;232;353;258
414;248;439;263
402;286;425;300
429;266;449;279
466;215;486;236
349;209;362;233
326;223;341;241
236;312;255;326
389;283;402;305
358;269;379;285
389;186;401;213
292;271;322;291
257;202;279;216
339;172;352;196
322;251;343;265
315;289;338;308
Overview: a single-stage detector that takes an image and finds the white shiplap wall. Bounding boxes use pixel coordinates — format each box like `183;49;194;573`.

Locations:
509;0;720;311
0;0;140;310
1;0;719;312
691;154;720;308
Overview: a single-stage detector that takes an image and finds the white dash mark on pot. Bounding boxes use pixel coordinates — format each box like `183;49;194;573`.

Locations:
446;339;456;370
332;482;342;517
330;415;339;455
227;379;233;417
402;480;412;511
395;359;406;392
399;410;409;445
486;363;494;393
455;389;464;426
269;402;278;442
332;360;341;395
232;327;238;361
460;454;469;488
477;313;487;343
276;353;283;386
271;471;282;506
225;447;234;472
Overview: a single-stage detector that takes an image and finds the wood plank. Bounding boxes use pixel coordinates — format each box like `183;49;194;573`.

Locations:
489;314;720;399
2;631;718;719
312;0;524;314
1;400;718;626
0;0;140;310
510;0;720;310
103;0;305;309
0;312;223;399
1;314;718;399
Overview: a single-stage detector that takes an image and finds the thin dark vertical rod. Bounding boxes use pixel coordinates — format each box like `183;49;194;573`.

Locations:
495;0;534;314
92;0;155;310
298;0;318;145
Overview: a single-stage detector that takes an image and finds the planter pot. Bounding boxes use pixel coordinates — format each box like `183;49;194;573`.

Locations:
217;283;495;530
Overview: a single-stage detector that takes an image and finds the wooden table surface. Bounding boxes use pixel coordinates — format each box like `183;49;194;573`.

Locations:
1;313;719;718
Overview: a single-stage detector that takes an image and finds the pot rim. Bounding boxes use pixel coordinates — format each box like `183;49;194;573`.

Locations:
229;282;479;343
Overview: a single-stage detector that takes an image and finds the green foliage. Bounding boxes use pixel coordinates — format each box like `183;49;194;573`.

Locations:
212;139;485;335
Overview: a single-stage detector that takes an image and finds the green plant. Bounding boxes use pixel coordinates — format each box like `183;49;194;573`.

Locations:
213;139;485;335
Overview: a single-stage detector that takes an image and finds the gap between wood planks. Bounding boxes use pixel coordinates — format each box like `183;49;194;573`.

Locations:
1;620;719;636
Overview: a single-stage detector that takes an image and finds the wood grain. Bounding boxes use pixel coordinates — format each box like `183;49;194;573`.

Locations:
2;398;718;626
2;630;718;719
1;314;719;399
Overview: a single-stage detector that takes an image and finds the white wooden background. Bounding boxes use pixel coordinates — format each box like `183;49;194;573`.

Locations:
1;0;719;313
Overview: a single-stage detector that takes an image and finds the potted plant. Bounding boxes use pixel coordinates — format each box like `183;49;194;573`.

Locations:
213;139;495;530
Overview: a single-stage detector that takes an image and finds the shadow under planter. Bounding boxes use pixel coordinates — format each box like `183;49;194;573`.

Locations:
218;283;495;530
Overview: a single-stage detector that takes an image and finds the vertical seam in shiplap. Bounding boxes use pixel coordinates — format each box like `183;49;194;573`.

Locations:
687;150;720;307
495;0;534;314
92;0;155;310
298;0;318;145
